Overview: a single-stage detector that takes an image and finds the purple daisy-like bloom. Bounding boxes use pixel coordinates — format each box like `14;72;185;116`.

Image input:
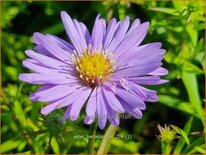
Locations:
19;11;168;129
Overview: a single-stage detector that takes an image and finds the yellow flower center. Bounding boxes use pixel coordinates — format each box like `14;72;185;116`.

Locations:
73;48;114;87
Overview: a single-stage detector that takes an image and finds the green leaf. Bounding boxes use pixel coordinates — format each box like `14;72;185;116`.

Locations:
118;1;127;20
182;72;205;125
4;66;18;81
173;117;193;154
182;59;201;105
195;23;205;31
165;52;203;75
171;125;190;145
9;119;18;132
1;5;19;28
13;100;27;127
51;137;60;154
186;23;198;46
182;137;205;154
17;139;27;152
158;95;200;119
172;1;188;12
109;138;140;153
182;61;204;75
194;145;206;154
33;133;48;154
148;7;179;16
0;139;21;153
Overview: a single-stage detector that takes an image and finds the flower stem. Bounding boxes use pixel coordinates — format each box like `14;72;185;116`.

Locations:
88;121;97;154
97;124;118;154
161;142;171;154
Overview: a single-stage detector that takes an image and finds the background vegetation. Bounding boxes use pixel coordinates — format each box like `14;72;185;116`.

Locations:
1;0;205;154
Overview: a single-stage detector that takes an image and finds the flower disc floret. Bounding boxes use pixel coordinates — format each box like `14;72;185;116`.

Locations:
73;47;114;87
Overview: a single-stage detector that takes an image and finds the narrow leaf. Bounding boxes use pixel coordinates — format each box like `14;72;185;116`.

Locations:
159;95;200;119
148;7;179;16
171;125;190;145
173;117;193;154
182;72;205;124
182;137;205;154
0;139;21;153
194;146;206;154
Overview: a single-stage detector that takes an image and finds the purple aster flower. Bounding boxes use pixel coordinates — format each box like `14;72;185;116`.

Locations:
19;11;168;129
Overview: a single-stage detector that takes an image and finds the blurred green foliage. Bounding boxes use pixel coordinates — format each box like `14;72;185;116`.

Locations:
1;0;205;154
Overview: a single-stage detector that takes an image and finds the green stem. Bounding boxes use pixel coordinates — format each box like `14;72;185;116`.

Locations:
162;142;171;154
88;121;97;154
97;124;118;154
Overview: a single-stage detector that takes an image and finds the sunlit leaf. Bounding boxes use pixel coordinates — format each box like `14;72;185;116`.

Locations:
17;139;27;152
0;139;21;153
182;61;204;75
182;137;205;154
173;117;193;154
186;23;198;46
194;145;206;154
148;7;179;16
182;72;205;124
13;100;27;127
51;137;60;154
109;138;140;153
172;1;188;12
171;125;190;145
158;95;200;119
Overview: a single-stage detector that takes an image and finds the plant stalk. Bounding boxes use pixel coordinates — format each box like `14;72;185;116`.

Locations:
88;121;98;154
162;142;171;154
97;124;118;154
